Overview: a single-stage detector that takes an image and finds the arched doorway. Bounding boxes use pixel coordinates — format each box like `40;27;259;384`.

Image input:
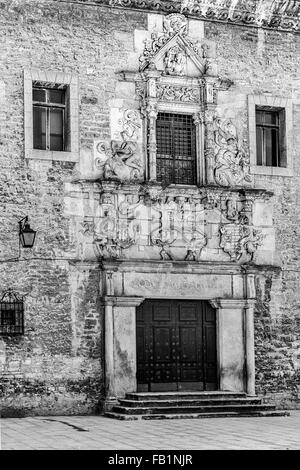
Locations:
136;299;217;392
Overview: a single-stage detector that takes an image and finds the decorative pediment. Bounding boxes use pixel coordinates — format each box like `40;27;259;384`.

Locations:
139;13;212;77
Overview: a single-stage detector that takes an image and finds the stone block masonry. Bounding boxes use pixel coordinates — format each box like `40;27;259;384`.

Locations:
0;0;299;416
203;21;300;407
0;0;146;416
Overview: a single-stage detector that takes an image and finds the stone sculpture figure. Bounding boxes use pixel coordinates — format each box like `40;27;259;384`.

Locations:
164;46;185;75
96;140;143;182
184;231;207;261
241;227;264;261
213;117;252;187
220;224;264;262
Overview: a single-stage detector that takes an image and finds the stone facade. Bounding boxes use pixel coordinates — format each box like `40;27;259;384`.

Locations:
0;0;299;416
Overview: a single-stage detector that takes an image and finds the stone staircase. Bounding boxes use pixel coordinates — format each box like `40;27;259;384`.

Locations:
105;391;290;420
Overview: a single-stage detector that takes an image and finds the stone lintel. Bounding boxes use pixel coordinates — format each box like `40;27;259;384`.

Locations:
241;264;282;275
103;295;144;307
202;184;274;200
101;259;244;275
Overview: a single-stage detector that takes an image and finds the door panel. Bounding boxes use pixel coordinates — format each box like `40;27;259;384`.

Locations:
153;305;171;321
203;302;218;389
179;305;197;321
179;327;197;361
136;299;217;392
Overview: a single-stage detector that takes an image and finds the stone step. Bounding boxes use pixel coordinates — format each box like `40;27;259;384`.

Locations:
125;391;247;401
105;410;290;421
111;404;278;415
118;397;263;408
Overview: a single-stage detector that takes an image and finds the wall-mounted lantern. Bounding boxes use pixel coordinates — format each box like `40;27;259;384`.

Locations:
19;216;37;248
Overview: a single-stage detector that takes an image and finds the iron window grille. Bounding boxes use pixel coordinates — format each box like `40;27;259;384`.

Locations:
256;107;285;167
0;290;24;335
33;84;66;151
156;112;196;185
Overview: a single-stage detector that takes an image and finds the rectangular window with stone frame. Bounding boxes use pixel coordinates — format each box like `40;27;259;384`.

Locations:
156;112;197;185
248;95;292;177
255;106;286;168
24;70;79;162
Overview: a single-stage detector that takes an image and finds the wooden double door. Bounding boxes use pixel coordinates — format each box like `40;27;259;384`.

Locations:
136;299;217;392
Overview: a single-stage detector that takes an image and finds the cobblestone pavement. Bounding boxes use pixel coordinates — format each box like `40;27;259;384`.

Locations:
1;412;300;450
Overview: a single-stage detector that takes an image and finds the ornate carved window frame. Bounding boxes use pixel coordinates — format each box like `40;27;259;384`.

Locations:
118;13;251;189
24;69;79;162
248;94;293;177
142;72;205;186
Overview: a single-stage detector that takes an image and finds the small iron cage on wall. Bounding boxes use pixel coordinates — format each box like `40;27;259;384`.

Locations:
0;289;24;335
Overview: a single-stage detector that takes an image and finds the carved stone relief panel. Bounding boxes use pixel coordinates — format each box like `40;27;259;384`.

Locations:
219;224;265;262
164;45;186;76
93;107;144;183
156;84;201;103
70;182;272;265
110;108;142;142
124;272;233;299
94;140;143;182
212;115;252;187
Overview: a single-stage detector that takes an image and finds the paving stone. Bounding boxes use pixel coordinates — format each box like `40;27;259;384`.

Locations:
1;411;300;450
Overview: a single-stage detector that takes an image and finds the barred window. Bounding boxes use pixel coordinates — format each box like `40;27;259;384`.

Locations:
0;291;24;335
156;112;196;185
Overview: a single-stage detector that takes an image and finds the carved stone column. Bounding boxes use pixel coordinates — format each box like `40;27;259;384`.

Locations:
209;298;256;394
244;299;256;395
147;101;158;182
144;70;160;182
104;301;116;409
103;295;144;410
205;77;215;105
193;111;205;186
204;106;217;185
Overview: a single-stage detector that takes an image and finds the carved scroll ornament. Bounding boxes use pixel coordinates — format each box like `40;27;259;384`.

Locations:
119;109;141;141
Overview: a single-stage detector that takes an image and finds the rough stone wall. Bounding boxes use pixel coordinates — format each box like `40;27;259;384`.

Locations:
205;22;300;407
0;0;146;416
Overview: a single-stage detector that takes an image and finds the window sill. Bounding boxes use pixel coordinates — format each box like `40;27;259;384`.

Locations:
25;148;79;162
250;165;293;177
